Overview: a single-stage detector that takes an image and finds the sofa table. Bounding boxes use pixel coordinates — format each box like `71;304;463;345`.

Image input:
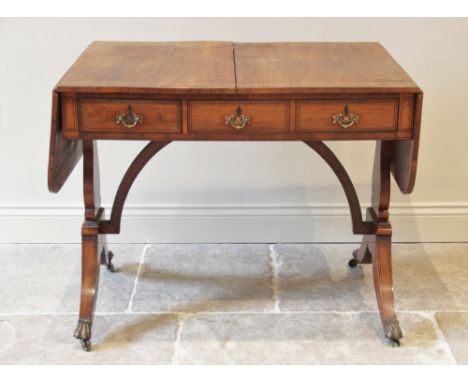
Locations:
48;41;423;351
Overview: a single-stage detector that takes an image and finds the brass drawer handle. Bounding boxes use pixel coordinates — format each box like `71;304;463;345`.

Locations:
115;105;143;128
332;106;359;129
225;106;251;130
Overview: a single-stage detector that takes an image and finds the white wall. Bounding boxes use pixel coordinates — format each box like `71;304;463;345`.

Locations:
1;18;468;243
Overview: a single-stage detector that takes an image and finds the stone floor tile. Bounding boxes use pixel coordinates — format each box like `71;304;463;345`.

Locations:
0;314;177;364
422;243;468;310
274;243;467;312
434;312;468;364
0;244;144;314
0;243;466;364
131;244;273;313
274;244;377;312
392;244;464;311
175;312;453;364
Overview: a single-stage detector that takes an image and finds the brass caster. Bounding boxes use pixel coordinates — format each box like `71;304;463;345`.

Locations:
385;319;403;347
101;250;115;272
106;251;115;273
390;338;400;347
348;258;358;268
74;319;92;351
81;339;91;351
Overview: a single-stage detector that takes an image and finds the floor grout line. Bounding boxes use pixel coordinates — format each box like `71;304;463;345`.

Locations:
171;313;191;364
4;309;468;317
125;243;150;313
428;311;459;365
3;242;468;245
267;244;281;313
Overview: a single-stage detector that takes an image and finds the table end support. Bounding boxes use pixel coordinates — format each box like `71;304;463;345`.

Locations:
350;141;403;346
75;141;116;351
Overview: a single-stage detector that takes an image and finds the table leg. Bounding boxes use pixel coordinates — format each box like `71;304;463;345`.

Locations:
73;141;113;351
349;210;373;267
100;234;115;272
350;141;403;346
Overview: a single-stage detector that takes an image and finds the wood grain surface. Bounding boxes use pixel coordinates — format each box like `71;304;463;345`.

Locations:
56;41;420;94
235;42;419;94
189;100;290;133
57;41;236;94
47;91;82;192
296;99;398;132
79;98;181;133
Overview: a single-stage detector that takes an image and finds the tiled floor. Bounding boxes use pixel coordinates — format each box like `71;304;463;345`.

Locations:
0;243;467;364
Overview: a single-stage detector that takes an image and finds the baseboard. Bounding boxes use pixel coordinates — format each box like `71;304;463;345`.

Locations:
1;203;468;243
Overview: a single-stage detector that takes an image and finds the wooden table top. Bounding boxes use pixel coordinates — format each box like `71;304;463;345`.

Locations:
49;41;423;196
56;41;420;94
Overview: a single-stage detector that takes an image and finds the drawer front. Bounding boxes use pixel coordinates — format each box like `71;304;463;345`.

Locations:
78;99;181;133
189;101;290;133
296;100;398;133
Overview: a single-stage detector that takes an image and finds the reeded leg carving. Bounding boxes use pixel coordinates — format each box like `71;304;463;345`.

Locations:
350;141;403;346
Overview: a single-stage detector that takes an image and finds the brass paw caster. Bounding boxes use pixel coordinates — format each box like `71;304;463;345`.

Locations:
348;258;358;268
390;338;400;347
385;319;403;348
80;339;91;351
106;251;115;273
74;319;92;352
